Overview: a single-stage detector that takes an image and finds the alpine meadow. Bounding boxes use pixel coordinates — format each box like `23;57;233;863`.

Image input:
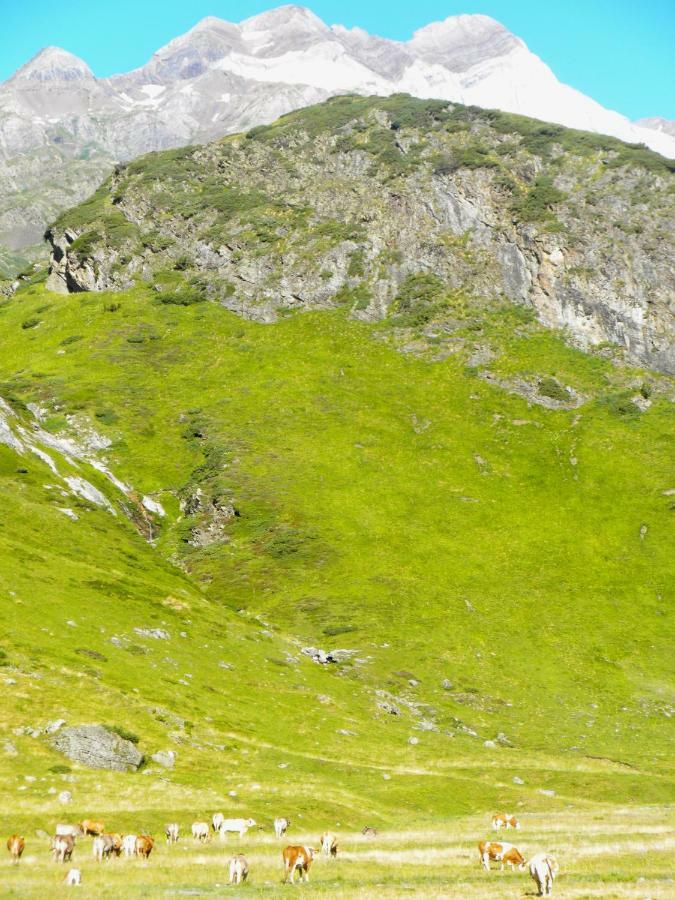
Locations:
0;7;674;897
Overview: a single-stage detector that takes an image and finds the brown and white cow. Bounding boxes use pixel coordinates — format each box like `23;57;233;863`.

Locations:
135;835;154;860
93;833;122;861
229;854;249;885
492;812;520;829
282;845;316;883
165;823;179;844
362;826;378;838
529;853;559;896
479;841;526;871
78;820;104;837
320;832;338;857
51;834;75;864
6;835;25;864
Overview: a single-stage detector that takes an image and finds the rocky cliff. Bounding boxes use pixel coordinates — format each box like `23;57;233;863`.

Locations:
44;96;674;373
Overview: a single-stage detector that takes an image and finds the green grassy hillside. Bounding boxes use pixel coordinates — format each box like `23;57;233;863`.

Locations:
0;101;672;885
1;276;672;823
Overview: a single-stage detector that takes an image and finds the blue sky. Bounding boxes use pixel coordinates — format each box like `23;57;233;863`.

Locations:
2;1;673;120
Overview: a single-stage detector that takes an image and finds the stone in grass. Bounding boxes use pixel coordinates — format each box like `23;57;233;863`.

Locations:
58;790;72;804
45;719;67;734
151;750;176;769
51;725;143;772
513;776;525;785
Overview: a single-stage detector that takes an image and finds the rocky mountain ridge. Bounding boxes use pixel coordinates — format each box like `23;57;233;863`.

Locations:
1;5;674;276
44;95;675;373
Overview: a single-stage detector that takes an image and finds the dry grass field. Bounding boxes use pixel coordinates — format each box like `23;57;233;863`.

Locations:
2;807;673;897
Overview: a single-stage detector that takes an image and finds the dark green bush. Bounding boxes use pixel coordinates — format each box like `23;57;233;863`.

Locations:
106;724;140;744
538;376;569;402
512;176;568;223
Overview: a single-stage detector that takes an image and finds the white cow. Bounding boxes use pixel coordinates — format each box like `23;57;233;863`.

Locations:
320;832;338;857
274;817;290;838
64;868;81;885
529;853;559;896
212;812;225;833
229;854;249;885
122;834;137;857
192;822;210;843
55;824;82;839
165;823;179;844
218;818;256;839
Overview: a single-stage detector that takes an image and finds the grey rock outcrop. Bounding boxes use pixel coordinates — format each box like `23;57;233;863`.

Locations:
151;750;176;768
51;725;143;772
44;96;675;373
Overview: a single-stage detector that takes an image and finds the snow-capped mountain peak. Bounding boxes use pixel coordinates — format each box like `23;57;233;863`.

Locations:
0;5;673;264
9;46;94;84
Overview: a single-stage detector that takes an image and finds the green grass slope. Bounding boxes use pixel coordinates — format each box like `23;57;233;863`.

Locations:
0;273;672;835
0;98;673;853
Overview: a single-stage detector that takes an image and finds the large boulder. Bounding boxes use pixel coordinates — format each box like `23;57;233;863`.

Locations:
51;725;143;772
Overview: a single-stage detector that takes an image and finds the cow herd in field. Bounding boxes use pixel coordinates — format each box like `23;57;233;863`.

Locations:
5;810;560;894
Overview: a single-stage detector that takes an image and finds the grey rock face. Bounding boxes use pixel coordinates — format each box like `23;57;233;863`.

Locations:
45;99;675;373
51;725;143;772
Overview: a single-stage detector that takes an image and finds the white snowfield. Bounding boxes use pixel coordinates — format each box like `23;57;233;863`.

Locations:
2;7;673;157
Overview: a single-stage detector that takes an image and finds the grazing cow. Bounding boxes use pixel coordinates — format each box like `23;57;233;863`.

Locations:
56;824;83;839
192;822;210;843
78;820;104;837
529;853;559;896
51;834;75;863
478;841;526;871
362;826;378;838
64;868;81;886
492;812;520;830
212;812;225;833
218;818;256;839
7;835;25;864
229;854;249;885
320;832;338;857
282;845;315;884
122;834;138;857
135;835;154;860
165;823;179;844
93;833;122;862
274;817;290;838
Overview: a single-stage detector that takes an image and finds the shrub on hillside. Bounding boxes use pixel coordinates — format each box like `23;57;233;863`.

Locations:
106;724;140;744
538;376;569;402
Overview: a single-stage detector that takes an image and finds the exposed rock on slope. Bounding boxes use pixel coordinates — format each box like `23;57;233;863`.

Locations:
45;96;675;372
1;5;674;275
52;725;144;771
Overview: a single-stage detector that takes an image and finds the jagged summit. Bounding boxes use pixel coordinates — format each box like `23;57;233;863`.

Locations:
408;14;521;70
9;46;94;84
636;116;675;138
